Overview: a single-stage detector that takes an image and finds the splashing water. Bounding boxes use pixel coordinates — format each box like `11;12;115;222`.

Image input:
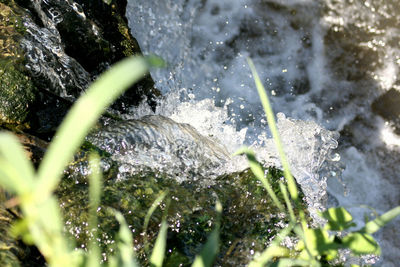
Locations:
21;3;90;99
126;0;400;265
87;115;230;183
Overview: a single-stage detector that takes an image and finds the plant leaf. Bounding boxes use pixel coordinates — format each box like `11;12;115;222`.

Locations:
36;56;148;201
0;132;34;195
320;207;356;231
361;206;400;234
149;219;168;267
342;232;380;255
275;258;314;266
248;223;294;267
248;246;290;267
191;200;222;267
297;228;338;261
87;153;102;267
234;147;284;211
113;210;139;267
143;190;168;251
247;57;299;202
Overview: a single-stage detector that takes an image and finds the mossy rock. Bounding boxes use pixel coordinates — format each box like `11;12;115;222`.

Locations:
15;0;159;110
0;62;36;125
57;147;308;265
0;2;37;126
0;0;159;136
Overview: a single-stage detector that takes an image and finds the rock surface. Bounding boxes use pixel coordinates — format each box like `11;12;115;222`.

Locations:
0;2;37;126
0;0;159;136
59;159;306;266
372;88;400;133
87;115;230;182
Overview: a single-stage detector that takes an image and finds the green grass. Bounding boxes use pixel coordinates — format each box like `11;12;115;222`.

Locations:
0;55;399;267
240;58;400;267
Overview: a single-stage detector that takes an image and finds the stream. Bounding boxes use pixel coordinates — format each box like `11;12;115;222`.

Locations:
2;0;399;265
124;0;400;266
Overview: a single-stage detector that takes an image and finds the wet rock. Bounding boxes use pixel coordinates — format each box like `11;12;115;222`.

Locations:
0;0;159;135
15;0;159;110
372;88;400;132
0;2;37;126
14;131;48;167
0;62;36;125
0;198;22;267
58;160;307;265
53;117;309;265
86;115;230;182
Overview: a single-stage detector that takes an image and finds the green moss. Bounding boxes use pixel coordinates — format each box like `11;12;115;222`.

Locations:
0;62;36;125
57;155;308;265
0;2;36;125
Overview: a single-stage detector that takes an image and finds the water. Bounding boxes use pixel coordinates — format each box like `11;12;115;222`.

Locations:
21;6;90;99
87;115;230;183
126;0;400;265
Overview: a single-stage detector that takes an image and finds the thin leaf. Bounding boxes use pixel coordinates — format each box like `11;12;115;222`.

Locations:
191;200;222;267
36;56;149;201
296;228;338;261
320;207;356;231
143;191;168;246
149;197;170;267
114;210;139;267
87;153;102;267
25;197;72;266
275;258;315;267
361;206;400;234
146;55;167;68
234;147;284;211
149;219;168;267
279;181;295;222
247;58;299;202
0;132;34;194
248;223;294;267
249;246;290;267
342;232;380;255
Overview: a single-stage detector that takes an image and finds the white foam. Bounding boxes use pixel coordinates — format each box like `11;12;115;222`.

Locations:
126;0;400;264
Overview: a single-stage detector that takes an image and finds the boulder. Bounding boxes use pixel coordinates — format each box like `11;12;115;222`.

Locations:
59;161;307;265
372;88;400;133
0;2;37;126
0;0;159;136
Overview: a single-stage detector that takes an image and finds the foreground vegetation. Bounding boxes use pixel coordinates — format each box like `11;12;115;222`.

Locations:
0;55;399;266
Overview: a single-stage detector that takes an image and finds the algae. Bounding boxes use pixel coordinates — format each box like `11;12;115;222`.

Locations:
0;2;36;125
57;147;308;266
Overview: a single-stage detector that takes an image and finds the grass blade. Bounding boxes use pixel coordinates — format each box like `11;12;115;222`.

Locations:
149;219;168;267
191;200;222;267
247;58;299;202
143;190;168;251
279;181;296;222
87;153;102;267
36;56;148;201
0;132;34;195
248;223;294;267
234;147;284;211
149;197;170;267
113;210;139;267
361;206;400;234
